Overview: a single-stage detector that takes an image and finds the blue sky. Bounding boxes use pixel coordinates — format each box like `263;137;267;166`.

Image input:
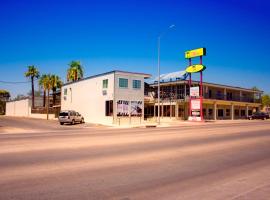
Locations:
1;0;270;97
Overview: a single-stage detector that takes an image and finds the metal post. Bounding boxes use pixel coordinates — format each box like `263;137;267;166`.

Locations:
189;58;192;117
200;56;203;121
157;36;161;125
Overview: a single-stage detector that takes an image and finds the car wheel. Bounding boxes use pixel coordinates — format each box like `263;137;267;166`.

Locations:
60;122;64;125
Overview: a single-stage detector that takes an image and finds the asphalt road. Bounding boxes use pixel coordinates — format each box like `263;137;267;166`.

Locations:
0;116;270;200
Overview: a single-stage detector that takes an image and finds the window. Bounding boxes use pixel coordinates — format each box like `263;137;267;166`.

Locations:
103;79;108;89
209;90;212;98
218;109;224;117
119;78;128;88
64;88;67;95
105;100;113;116
133;80;141;89
241;110;246;116
226;109;230;117
235;109;239;116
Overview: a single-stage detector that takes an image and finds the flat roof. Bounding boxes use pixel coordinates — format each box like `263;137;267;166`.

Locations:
63;70;151;86
149;80;263;93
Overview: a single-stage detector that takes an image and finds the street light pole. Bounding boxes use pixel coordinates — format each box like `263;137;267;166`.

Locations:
157;25;175;125
157;36;161;124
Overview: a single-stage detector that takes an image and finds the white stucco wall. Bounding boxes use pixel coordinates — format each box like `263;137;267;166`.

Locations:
6;99;31;117
5;97;56;119
61;71;149;125
61;73;115;124
114;72;145;124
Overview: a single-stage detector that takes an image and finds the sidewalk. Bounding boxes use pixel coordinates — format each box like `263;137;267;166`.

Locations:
108;119;261;129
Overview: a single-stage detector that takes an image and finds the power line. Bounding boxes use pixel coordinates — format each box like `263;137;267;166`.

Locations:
0;78;38;84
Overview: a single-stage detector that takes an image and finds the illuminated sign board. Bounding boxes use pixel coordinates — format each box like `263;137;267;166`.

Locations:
190;86;200;97
191;99;201;110
185;48;206;59
186;64;206;73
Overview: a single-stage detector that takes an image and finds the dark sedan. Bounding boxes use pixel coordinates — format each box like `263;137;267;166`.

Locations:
247;112;269;120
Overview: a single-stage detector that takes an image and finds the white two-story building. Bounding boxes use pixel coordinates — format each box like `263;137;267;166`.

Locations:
61;70;151;125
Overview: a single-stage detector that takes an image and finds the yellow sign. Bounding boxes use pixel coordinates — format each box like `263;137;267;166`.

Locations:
185;48;206;59
186;64;206;73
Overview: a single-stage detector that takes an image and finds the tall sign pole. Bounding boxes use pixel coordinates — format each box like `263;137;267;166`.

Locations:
185;47;206;121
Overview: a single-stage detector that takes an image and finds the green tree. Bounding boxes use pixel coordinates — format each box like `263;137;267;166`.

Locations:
262;94;270;107
67;61;83;82
39;74;48;107
25;65;40;108
50;75;62;105
0;90;10;114
41;74;53;120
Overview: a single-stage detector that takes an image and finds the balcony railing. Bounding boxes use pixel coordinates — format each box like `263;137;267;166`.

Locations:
145;92;261;104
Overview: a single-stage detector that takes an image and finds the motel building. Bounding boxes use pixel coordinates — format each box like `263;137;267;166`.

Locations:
144;72;263;121
61;70;151;125
61;69;263;125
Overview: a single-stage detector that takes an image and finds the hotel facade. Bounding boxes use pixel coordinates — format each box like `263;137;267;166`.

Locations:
144;80;263;121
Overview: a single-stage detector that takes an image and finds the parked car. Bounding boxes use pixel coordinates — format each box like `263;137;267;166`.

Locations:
58;110;84;125
247;112;269;120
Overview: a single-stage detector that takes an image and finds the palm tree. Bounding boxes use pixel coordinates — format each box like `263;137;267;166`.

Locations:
39;74;48;107
67;61;83;82
41;74;52;120
51;75;62;105
25;65;40;108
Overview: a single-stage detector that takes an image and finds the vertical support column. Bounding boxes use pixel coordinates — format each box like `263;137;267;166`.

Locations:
200;56;203;121
161;102;164;118
224;88;227;100
170;103;172;118
231;104;234;120
214;102;217;120
189;58;192;117
154;103;156;118
175;103;179;119
246;105;249;118
206;106;209;119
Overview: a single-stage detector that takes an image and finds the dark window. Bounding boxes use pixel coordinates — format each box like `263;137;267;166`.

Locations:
103;79;108;89
209;90;212;98
218;109;224;117
235;109;239;116
226;109;230;116
59;112;68;116
241;110;246;116
119;78;128;88
64;88;67;95
132;80;141;89
208;109;213;116
105;100;113;116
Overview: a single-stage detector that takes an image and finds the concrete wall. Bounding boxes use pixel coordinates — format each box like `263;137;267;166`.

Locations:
61;73;115;125
6;98;56;119
6;99;31;117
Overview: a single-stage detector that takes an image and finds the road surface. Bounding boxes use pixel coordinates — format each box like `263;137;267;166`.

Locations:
0;116;270;200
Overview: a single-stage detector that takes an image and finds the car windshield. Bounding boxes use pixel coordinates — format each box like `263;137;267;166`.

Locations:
59;112;68;116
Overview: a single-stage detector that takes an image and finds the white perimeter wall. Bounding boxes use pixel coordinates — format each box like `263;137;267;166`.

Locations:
61;73;115;124
6;99;31;117
5;98;55;119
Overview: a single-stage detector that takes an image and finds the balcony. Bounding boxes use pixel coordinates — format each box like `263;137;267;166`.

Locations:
204;93;261;103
